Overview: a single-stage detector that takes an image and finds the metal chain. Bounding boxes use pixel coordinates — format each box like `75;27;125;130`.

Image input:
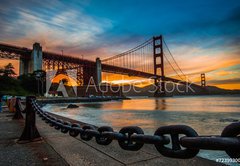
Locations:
31;100;240;159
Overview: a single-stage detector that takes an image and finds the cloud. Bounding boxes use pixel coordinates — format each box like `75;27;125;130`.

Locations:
160;6;240;67
0;0;239;90
163;44;240;75
0;4;113;59
215;70;238;76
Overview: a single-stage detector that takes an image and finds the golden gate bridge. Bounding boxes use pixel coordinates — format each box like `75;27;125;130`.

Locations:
0;35;205;96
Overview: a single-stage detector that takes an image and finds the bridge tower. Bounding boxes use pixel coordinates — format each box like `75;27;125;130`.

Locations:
96;57;102;85
19;43;42;75
201;73;206;87
153;35;165;96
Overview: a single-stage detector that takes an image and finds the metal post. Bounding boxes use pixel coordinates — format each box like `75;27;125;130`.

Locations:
18;96;41;143
12;97;23;120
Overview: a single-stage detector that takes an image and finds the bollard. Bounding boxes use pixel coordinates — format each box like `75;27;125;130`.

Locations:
9;96;16;112
18;96;41;143
13;97;24;119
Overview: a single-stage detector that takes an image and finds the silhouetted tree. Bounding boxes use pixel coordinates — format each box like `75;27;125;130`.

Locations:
0;63;16;77
18;70;46;96
18;74;38;95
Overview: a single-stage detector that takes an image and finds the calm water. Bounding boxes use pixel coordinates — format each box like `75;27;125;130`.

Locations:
42;95;240;164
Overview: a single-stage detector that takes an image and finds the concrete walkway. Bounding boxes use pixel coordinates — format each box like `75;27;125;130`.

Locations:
0;107;68;166
0;106;223;166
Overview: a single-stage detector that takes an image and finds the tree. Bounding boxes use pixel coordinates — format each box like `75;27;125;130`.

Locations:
1;63;16;77
18;70;46;96
18;74;38;94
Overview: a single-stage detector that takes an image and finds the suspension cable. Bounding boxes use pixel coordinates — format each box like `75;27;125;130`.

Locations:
102;38;153;62
163;39;186;77
163;53;183;80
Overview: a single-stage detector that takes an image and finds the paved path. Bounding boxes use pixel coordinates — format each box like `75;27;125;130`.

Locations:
0;107;68;166
0;106;223;166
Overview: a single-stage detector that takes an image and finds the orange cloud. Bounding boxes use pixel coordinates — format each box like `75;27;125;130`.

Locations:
215;70;238;76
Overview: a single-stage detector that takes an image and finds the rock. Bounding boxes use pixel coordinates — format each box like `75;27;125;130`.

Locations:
67;104;79;108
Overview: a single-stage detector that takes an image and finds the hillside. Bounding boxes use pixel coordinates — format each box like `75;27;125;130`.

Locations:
122;84;240;96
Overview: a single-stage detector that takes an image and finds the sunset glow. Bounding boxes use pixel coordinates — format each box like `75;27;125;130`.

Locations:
0;0;239;89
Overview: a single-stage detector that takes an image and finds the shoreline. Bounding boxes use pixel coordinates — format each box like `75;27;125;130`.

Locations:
37;96;130;104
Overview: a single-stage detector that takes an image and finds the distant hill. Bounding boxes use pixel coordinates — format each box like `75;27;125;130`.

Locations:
205;86;240;94
122;84;240;96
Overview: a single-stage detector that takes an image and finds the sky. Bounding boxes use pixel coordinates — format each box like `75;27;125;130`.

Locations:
0;0;240;89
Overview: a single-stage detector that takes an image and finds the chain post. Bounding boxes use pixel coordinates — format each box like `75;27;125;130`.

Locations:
18;96;41;143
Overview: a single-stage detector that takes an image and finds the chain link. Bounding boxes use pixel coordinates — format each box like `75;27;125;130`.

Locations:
221;122;240;158
31;100;240;159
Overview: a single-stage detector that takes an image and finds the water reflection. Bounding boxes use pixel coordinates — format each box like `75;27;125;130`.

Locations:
155;99;166;110
44;96;240;132
120;98;167;111
101;112;158;130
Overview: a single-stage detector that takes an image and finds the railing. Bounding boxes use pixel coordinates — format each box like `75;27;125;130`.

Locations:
18;96;240;160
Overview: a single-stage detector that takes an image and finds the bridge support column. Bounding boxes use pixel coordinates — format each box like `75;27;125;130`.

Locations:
29;43;43;73
19;58;29;75
153;35;165;97
96;57;102;85
19;43;43;75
